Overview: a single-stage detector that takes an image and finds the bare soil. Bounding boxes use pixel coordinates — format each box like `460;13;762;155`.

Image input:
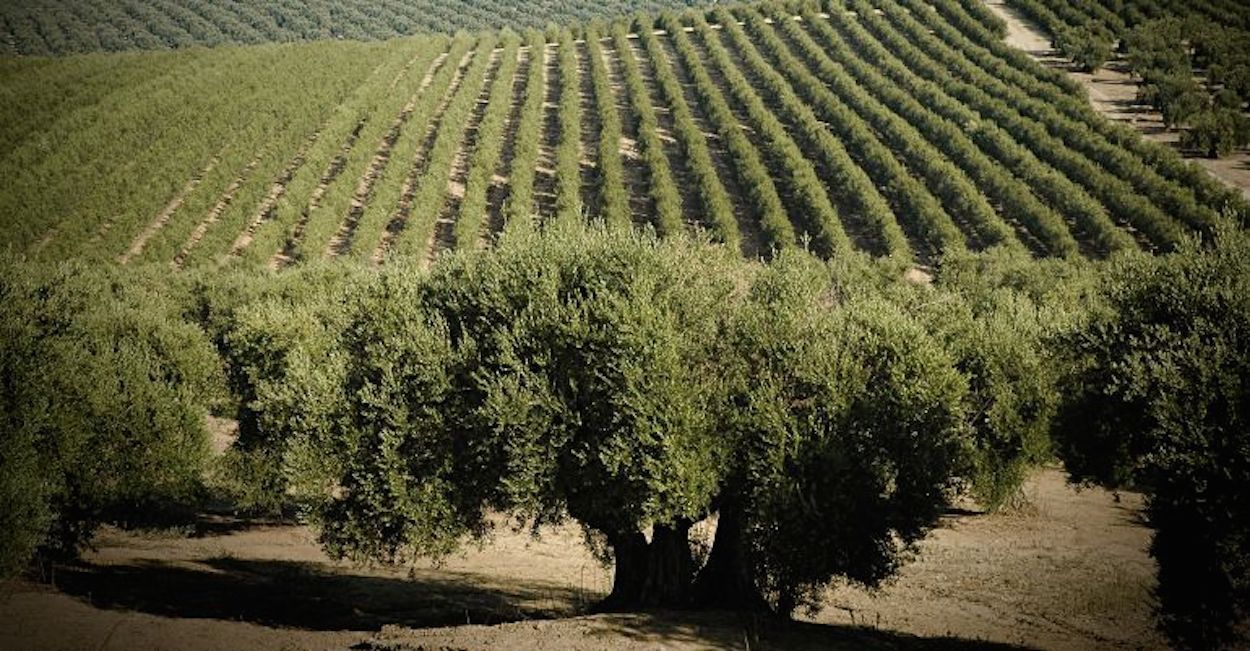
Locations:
984;0;1250;202
0;467;1162;651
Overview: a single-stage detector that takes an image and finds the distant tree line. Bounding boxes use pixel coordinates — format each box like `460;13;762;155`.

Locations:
0;0;716;56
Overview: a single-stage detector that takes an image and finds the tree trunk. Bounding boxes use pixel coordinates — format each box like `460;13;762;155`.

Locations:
690;499;771;612
595;521;695;611
597;531;648;612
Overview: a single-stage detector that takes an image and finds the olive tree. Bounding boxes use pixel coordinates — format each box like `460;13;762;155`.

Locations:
286;227;1001;614
0;260;221;576
1054;228;1250;649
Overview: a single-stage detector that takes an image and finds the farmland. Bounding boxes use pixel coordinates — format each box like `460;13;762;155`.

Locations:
3;0;1250;649
3;0;1248;271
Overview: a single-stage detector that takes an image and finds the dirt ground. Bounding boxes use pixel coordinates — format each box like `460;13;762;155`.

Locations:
0;467;1163;651
984;0;1250;202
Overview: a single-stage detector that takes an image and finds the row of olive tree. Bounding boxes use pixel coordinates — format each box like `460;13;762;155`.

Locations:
3;225;1246;646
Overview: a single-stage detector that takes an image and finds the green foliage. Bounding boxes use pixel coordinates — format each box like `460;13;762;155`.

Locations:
190;263;370;511
1056;26;1112;72
1054;229;1250;649
1181;109;1250;158
306;226;743;561
0;260;221;575
722;256;969;614
927;250;1092;507
0;0;720;55
211;226;1050;614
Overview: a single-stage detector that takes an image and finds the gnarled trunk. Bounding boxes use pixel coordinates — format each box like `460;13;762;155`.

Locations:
596;520;695;611
690;499;771;612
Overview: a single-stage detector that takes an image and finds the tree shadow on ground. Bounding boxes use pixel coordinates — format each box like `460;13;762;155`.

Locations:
49;557;583;631
357;611;1035;651
48;557;1036;650
600;611;1032;650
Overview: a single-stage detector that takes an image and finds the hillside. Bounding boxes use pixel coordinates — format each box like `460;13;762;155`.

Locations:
3;0;1246;271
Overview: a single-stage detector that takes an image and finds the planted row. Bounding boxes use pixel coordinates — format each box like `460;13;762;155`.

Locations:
681;13;851;258
584;27;632;231
627;22;741;247
286;39;459;263
808;10;1079;256
503;34;550;231
550;29;584;226
729;6;955;259
387;34;501;258
345;37;474;259
609;26;684;236
761;7;1018;252
455;36;526;250
861;1;1185;250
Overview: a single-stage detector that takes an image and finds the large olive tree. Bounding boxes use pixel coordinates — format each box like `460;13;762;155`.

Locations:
278;227;1003;613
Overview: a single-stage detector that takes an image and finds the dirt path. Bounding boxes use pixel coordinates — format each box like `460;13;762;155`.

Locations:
119;153;221;264
983;0;1250;201
0;468;1161;650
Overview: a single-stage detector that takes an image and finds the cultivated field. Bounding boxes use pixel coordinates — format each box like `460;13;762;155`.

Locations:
3;0;1246;271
